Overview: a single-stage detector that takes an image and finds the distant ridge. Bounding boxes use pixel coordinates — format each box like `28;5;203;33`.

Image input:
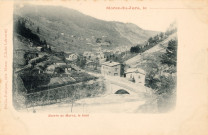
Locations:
14;4;159;52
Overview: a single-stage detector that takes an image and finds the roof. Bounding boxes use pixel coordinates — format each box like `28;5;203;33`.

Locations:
86;61;96;64
125;68;146;75
65;52;78;55
47;65;57;70
46;64;69;70
60;64;72;68
32;66;44;71
102;61;120;67
83;51;94;55
48;55;62;61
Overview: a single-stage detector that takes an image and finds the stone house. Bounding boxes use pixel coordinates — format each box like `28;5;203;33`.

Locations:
125;68;146;85
65;53;78;61
101;61;121;76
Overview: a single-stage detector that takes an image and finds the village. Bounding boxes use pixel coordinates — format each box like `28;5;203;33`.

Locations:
15;38;146;94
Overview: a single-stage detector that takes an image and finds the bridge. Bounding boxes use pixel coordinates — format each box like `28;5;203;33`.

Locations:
85;71;152;95
104;76;152;95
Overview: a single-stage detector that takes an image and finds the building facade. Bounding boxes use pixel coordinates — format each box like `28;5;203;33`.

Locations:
66;53;78;61
125;68;146;85
101;61;121;76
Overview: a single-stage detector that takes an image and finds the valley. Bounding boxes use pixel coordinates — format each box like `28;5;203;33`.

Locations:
13;4;177;113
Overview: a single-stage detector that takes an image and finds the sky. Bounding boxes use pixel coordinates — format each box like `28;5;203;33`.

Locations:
62;1;178;32
20;1;180;32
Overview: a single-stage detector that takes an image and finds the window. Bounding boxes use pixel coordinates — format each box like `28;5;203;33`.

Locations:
114;73;118;76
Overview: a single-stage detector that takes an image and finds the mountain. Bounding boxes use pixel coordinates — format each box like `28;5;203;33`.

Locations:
125;21;177;72
14;5;158;53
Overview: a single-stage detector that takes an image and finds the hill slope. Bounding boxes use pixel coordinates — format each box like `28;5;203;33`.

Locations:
125;32;177;72
14;5;158;53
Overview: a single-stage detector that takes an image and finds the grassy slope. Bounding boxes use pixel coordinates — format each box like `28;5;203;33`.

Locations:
125;32;177;72
14;5;158;53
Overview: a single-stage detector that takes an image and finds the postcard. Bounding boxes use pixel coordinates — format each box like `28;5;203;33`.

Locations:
0;0;208;135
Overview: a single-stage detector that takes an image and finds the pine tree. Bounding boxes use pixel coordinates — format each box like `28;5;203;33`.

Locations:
161;39;177;67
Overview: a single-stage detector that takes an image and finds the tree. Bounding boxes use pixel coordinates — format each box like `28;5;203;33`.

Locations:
159;32;164;39
96;38;102;43
94;57;99;70
14;18;41;45
43;40;47;45
48;46;52;52
20;72;50;91
37;27;40;33
160;39;177;67
148;37;154;44
54;67;65;74
145;70;160;90
153;35;160;43
76;57;86;68
130;46;141;53
120;63;125;77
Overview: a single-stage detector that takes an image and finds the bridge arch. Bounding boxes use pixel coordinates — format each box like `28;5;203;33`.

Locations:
114;89;129;94
104;77;150;95
109;83;136;95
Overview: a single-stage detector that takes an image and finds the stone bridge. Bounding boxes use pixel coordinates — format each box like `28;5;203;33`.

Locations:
104;76;152;95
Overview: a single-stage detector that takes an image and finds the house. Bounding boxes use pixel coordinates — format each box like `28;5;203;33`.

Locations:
45;65;56;74
83;51;95;59
70;64;82;72
90;52;106;64
61;65;72;73
101;42;110;46
51;55;66;65
103;52;112;59
31;66;44;74
125;68;146;85
37;46;44;52
101;61;121;76
47;44;50;49
54;60;66;66
85;61;97;69
65;52;78;61
53;51;65;58
99;58;106;64
29;42;34;47
96;52;105;59
46;64;68;74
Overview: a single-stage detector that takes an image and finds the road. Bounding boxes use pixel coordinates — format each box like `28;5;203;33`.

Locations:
22;93;148;113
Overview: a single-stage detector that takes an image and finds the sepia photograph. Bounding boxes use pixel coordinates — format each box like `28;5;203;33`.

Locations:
1;0;208;135
13;3;177;113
